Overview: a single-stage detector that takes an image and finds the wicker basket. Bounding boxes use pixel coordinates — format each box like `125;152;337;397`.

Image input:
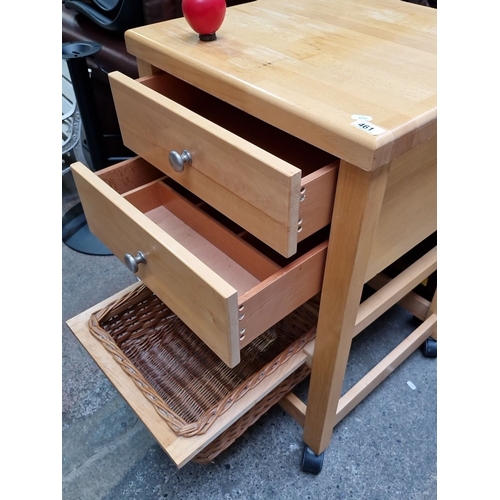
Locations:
192;363;310;463
89;284;318;445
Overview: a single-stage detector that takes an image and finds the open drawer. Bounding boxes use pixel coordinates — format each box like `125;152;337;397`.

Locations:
71;158;328;367
108;71;339;257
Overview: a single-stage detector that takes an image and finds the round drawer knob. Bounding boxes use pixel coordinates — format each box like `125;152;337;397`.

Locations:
168;150;192;173
124;251;147;273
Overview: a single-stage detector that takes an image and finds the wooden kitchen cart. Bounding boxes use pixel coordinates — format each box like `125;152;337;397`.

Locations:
67;0;437;473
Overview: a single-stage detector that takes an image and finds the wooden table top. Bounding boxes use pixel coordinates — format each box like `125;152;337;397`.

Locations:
125;0;437;170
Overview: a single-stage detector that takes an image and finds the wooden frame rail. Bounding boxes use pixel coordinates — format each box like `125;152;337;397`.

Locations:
279;247;437;428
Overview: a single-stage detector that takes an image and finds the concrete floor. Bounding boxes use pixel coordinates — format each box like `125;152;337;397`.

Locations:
62;162;437;500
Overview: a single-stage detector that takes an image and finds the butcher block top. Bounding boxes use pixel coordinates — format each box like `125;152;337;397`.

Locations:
124;0;437;171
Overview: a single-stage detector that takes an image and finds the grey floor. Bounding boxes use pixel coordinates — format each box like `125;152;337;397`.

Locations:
62;153;437;500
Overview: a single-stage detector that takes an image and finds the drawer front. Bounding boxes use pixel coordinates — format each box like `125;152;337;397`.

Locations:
109;71;302;257
72;161;241;367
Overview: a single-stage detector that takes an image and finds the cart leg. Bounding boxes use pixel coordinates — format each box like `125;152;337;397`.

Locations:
302;162;390;468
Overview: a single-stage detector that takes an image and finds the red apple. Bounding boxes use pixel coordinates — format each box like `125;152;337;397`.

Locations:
182;0;226;40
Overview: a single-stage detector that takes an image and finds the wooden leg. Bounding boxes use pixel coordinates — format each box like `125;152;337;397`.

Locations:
426;289;437;340
136;58;163;78
302;160;390;455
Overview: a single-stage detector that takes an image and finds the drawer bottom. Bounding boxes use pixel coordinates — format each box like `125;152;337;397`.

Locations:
67;282;318;467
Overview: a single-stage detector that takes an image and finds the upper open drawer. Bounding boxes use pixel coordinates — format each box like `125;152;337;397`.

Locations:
109;71;339;257
71;158;328;367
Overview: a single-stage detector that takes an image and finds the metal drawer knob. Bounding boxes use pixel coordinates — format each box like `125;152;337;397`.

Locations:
168;150;192;173
124;251;147;273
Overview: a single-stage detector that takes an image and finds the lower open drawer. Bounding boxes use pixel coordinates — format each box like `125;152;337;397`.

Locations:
66;283;318;468
72;158;328;367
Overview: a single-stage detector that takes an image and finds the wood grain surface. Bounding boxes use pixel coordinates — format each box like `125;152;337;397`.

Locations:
125;0;436;170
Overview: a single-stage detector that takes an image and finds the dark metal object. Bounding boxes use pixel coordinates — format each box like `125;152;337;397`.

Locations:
62;202;112;256
62;41;113;255
63;41;107;171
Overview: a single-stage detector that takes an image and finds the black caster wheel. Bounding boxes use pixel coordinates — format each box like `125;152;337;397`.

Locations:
420;338;437;358
301;445;324;474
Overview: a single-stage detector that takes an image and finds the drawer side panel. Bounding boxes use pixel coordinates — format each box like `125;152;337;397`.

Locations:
238;242;327;346
365;136;437;281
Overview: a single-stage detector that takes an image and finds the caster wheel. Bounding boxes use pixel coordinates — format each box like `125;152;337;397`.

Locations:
301;445;324;474
420;338;437;358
